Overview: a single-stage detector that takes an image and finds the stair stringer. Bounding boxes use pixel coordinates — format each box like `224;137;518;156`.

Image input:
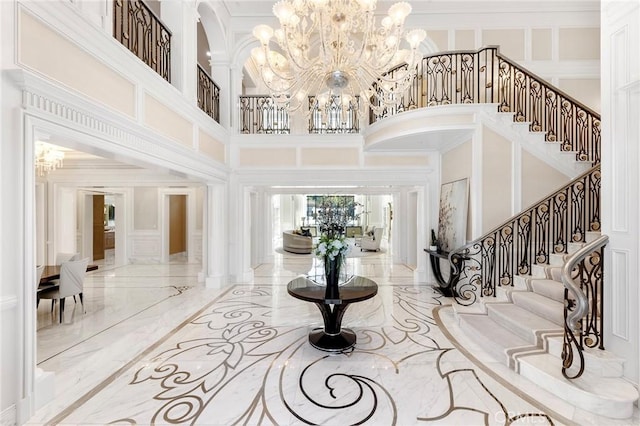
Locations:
477;106;591;178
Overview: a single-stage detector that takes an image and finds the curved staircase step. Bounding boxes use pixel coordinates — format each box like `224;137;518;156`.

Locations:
548;267;562;281
459;313;531;366
488;303;561;344
546;336;626;378
529;279;565;303
518;353;639;419
511;291;564;325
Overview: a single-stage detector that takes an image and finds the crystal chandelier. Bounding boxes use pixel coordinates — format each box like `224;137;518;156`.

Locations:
251;0;426;115
35;142;65;176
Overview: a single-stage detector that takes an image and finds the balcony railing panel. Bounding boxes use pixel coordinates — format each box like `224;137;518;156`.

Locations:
239;96;290;134
197;65;220;123
308;95;360;134
113;0;171;82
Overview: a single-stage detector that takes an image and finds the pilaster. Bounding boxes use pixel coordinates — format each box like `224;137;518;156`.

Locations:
204;182;227;288
161;0;198;101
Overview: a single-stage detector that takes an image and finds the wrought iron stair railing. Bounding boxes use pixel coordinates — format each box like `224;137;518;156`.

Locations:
371;46;601;164
561;234;607;379
448;164;602;378
449;164;601;305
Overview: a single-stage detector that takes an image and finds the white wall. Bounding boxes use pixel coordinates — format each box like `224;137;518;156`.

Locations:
601;0;640;386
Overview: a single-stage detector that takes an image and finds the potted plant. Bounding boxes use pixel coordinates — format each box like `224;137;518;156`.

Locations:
429;229;438;251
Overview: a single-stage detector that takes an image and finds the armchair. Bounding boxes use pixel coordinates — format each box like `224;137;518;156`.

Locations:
360;227;384;252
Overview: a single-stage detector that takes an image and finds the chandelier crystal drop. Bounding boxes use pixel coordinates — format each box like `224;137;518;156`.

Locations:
35;142;65;176
251;0;426;115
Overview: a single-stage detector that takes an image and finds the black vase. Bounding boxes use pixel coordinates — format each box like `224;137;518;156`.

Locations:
324;255;341;300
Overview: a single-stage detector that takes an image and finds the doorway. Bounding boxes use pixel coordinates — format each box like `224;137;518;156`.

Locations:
89;194;118;265
92;194;105;261
169;194;187;259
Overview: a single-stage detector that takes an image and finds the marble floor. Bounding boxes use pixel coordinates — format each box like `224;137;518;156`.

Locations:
28;251;636;425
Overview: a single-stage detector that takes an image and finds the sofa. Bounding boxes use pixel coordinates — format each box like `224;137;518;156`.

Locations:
283;230;313;254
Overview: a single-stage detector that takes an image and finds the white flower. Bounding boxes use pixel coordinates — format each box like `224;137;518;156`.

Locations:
315;242;327;256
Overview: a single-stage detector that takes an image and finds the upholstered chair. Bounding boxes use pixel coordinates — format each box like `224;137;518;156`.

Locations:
39;258;89;323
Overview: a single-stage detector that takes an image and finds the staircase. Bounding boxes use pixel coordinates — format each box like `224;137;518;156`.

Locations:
373;47;639;419
453;231;637;419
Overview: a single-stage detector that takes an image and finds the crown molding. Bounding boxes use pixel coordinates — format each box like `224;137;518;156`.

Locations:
9;69;229;182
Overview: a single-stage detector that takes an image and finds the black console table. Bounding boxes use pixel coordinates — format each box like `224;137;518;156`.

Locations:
424;248;462;297
287;275;378;352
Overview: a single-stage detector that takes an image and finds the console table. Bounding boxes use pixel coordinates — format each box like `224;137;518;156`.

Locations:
287;275;378;352
424;248;462;297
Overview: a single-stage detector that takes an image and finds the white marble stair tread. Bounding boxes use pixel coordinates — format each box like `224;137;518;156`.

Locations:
545;335;626;378
530;264;551;278
459;314;531;365
585;231;601;243
567;242;585;254
550;252;569;266
548;267;562;281
511;274;533;290
528;279;565;302
451;301;487;315
518;352;639;419
487;303;561;345
511;291;564;326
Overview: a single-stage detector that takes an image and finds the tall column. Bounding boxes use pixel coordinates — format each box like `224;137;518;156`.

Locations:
414;187;428;283
226;178;254;283
228;64;245;132
207;58;233;130
161;0;198;100
204;182;227;288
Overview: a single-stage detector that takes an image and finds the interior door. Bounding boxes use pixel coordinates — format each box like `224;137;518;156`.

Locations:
169;194;187;255
92;194;105;261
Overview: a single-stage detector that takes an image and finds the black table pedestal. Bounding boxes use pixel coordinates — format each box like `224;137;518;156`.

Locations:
287;275;378;353
309;327;356;352
308;300;355;352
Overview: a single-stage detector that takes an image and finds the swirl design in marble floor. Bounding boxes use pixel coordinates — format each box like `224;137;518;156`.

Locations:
60;285;556;425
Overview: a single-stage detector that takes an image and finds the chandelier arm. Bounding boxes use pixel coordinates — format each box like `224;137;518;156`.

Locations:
258;66;292;94
315;7;332;75
277;24;310;73
350;11;375;68
259;46;295;83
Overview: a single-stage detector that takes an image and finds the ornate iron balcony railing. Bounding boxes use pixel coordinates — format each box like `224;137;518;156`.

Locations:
308;95;360;134
239;96;290;134
371;46;600;164
197;65;220;123
238;95;360;134
113;0;171;82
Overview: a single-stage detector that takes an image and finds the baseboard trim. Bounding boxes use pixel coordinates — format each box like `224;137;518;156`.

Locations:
1;403;16;426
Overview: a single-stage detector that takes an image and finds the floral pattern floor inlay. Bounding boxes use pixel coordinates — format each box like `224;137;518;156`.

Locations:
53;281;558;425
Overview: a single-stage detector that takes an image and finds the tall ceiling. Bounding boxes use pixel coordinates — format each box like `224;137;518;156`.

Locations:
218;0;600;18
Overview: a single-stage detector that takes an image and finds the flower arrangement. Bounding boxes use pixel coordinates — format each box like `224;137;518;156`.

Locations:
314;233;351;260
311;197;363;292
